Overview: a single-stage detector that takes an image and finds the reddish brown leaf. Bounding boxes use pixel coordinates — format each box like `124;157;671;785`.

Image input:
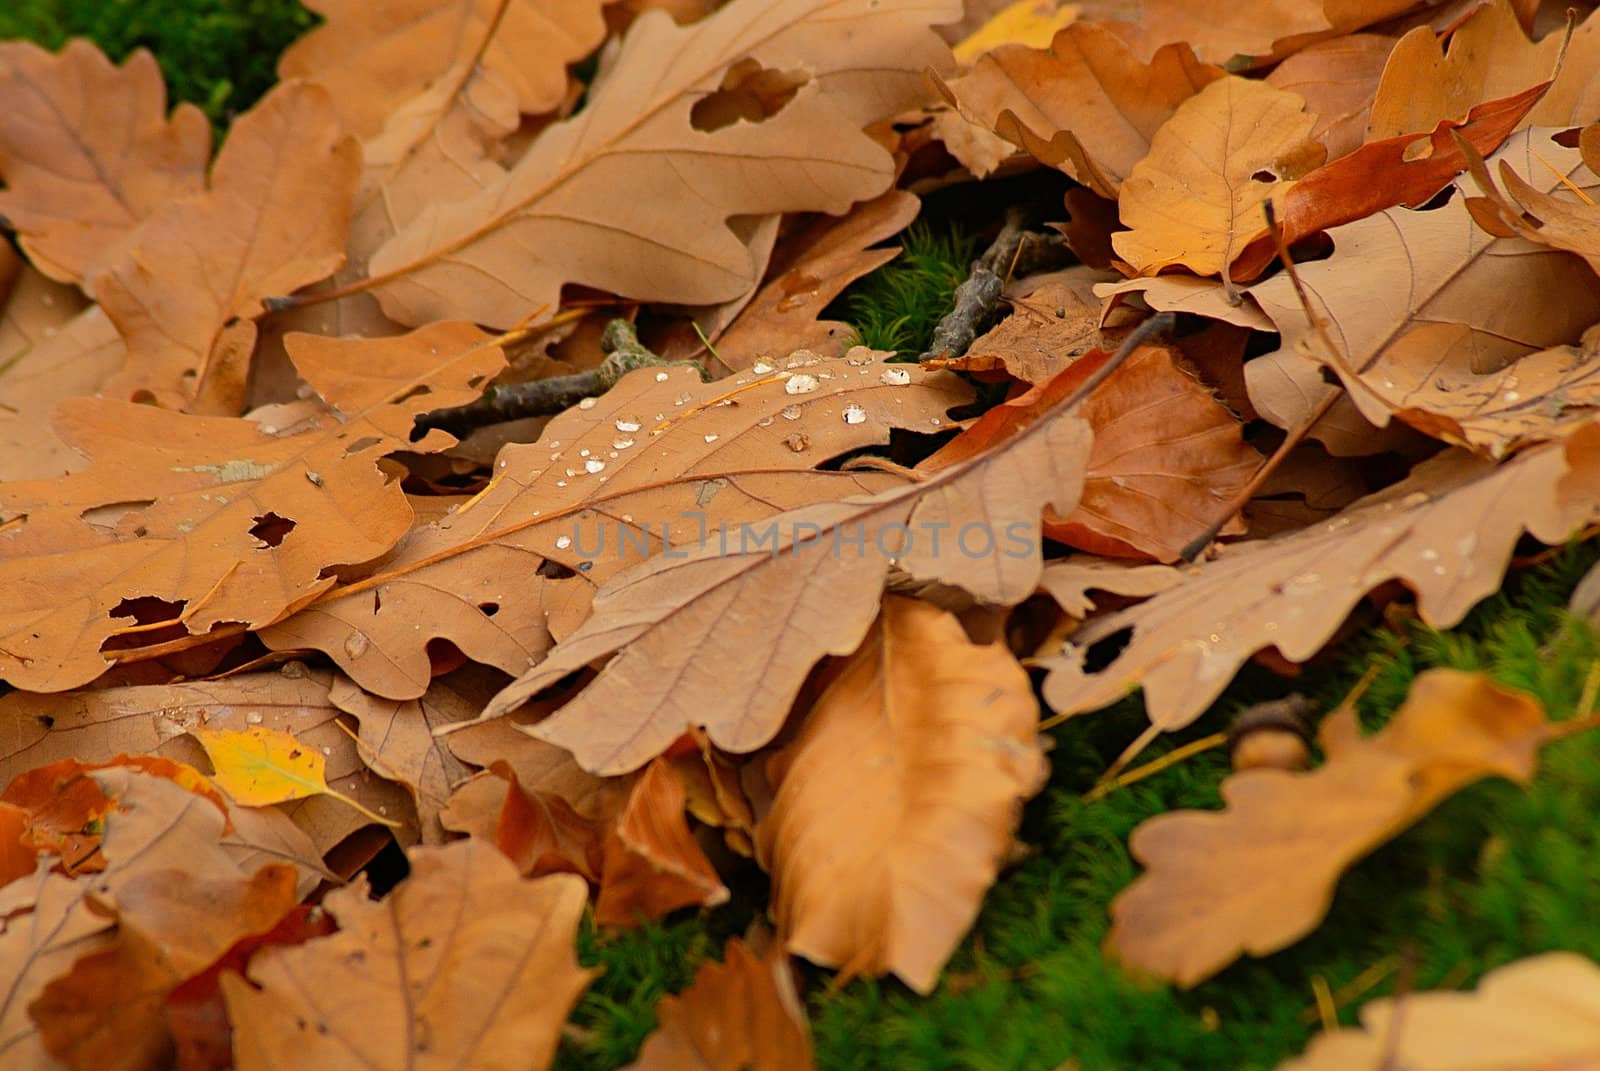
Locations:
595;759;728;928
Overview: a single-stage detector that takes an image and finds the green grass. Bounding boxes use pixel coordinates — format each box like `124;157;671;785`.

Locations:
17;8;1600;1069
0;0;313;127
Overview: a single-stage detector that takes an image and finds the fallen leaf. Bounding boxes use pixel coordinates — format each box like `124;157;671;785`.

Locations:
952;0;1078;65
1276;951;1600;1070
1039;426;1600;734
441;759;605;881
758;596;1044;992
1247;128;1600;453
936;269;1118;382
192;726;398;829
259;350;966;699
279;0;608;139
0;294;120;481
1108;670;1554;985
627;938;814;1071
480;357;1091;773
1112;76;1325;281
1365;0;1588;140
595;758;728;927
0;868;116;1069
925;345;1260;562
1037;557;1184;618
0;321;506;694
365;0;959;327
222;841;593;1071
934;21;1223;193
0;40;211;286
1464;123;1600;276
1263;34;1394;159
91;81;361;413
30;865;299;1071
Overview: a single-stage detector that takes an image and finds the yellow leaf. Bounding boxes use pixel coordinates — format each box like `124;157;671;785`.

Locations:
192;725;399;829
951;0;1078;65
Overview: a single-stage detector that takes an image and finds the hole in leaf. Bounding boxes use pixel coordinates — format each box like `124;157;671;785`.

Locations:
478;602;500;617
1249;168;1278;182
249;512;295;548
537;559;576;579
1081;626;1133;674
110;595;186;625
691;58;809;132
1554;126;1584;148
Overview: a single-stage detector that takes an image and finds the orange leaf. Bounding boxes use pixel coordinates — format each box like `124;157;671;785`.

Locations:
595;759;728;928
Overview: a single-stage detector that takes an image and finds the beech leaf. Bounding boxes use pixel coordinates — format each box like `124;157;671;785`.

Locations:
757;596;1045;993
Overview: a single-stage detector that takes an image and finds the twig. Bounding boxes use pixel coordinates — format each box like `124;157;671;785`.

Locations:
410;319;706;440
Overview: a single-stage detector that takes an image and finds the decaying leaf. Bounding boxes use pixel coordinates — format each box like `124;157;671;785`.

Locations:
627;938;815;1071
0;322;505;694
938;270;1117;382
1112;76;1324;281
1040;428;1600;733
260;350;966;699
365;0;959;328
594;758;728;926
222;841;592;1071
758;596;1044;993
0;40;210;288
441;759;605;881
934;21;1223;193
280;0;608;139
1277;951;1600;1070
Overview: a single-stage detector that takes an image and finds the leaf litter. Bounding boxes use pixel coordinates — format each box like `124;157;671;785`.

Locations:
8;0;1600;1065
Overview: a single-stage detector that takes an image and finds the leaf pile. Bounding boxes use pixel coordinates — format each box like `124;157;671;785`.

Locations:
7;0;1600;1066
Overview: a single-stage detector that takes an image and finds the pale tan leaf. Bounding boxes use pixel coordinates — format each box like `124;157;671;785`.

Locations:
1038;427;1600;733
91;82;361;414
933;21;1223;194
366;0;958;328
1109;670;1551;986
0;322;505;694
223;841;593;1071
0;40;210;285
1037;557;1183;617
1101;0;1414;66
1112;76;1324;279
1246;128;1600;454
484;369;1090;774
279;0;608;139
260;351;967;699
1277;952;1600;1070
943;270;1118;382
758;596;1045;993
627;939;815;1071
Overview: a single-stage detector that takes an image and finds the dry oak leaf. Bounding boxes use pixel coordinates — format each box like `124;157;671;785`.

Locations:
938;269;1118;383
260;351;966;700
1037;557;1183;618
594;757;729;927
1252;131;1600;456
90;81;360;414
0;321;506;694
478;361;1093;774
0;668;417;856
0;287;121;483
279;0;607;140
933;21;1223;194
364;0;959;328
222;840;593;1071
1227;82;1546;285
0;40;210;287
1038;427;1600;734
758;595;1045;993
1112;76;1325;281
0;867;116;1070
1465;123;1600;277
627;938;814;1071
29;865;299;1071
1366;0;1600;141
1276;951;1600;1070
1103;0;1416;66
440;759;605;882
1263;33;1393;160
924;345;1260;562
1108;670;1555;986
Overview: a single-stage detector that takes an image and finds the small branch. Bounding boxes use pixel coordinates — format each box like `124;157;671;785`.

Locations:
410;319;704;441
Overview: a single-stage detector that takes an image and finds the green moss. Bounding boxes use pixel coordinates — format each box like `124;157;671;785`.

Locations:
838;221;977;356
0;0;313;127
